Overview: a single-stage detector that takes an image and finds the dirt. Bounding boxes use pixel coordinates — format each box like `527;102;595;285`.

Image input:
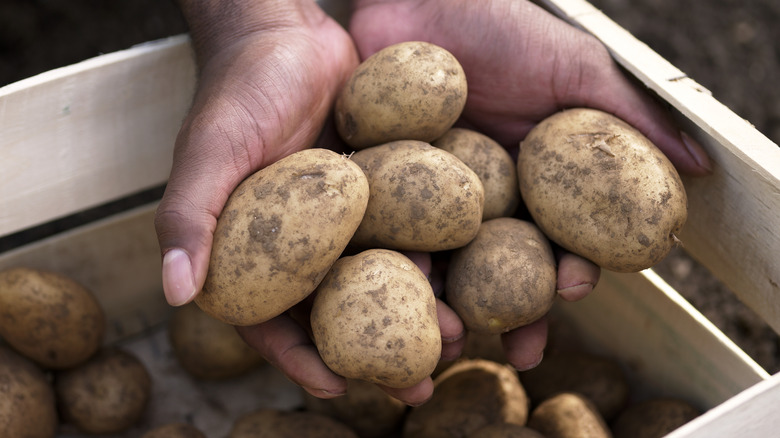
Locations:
1;0;778;375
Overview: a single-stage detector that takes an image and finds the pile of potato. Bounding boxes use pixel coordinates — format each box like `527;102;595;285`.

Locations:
0;267;152;437
195;39;688;396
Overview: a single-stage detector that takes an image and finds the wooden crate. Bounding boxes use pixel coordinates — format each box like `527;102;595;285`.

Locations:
1;0;779;436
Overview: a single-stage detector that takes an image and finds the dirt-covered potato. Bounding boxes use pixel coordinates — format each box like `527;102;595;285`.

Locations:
335;41;467;150
141;422;207;438
446;218;557;334
433;128;520;220
517;108;688;272
527;392;611;438
0;345;58;438
467;423;546;438
404;359;529;438
350;140;484;252
519;352;629;421
0;267;105;370
311;249;441;389
611;398;700;438
168;303;264;380
228;408;359;438
54;347;151;435
304;378;408;438
197;148;369;326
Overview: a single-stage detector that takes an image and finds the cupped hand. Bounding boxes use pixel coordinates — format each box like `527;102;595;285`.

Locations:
154;1;365;400
155;2;358;307
349;0;711;370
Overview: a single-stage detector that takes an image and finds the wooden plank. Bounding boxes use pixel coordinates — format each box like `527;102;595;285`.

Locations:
0;203;169;344
0;35;195;237
665;372;780;438
536;0;780;335
553;269;769;410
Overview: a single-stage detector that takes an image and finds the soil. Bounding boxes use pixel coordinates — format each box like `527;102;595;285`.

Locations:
1;0;778;375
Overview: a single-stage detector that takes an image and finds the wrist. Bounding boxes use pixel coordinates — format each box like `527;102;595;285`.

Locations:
176;0;305;68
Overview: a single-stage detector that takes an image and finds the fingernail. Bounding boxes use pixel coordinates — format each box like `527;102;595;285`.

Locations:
515;351;544;372
681;131;713;173
557;283;594;302
162;249;197;306
304;387;346;399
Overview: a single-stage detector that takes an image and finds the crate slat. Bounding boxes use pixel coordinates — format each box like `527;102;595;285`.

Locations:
553;269;769;410
0;35;195;238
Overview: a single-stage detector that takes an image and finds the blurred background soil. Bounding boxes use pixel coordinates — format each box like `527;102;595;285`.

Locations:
1;1;779;372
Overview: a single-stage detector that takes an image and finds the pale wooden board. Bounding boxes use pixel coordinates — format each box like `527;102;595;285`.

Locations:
0;203;168;344
0;34;195;237
665;372;780;438
552;269;769;410
536;0;780;337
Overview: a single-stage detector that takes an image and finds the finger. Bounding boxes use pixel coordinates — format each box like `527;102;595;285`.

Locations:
237;314;347;398
555;251;600;302
437;299;466;361
154;107;248;306
377;377;435;407
502;316;548;371
571;37;712;175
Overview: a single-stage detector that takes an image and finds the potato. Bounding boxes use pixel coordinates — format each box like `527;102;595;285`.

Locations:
446;218;557;334
54;347;151;434
304;378;408;438
517;108;688;272
467;423;546;438
519;351;629;421
168;303;264;380
433;128;520;220
311;249;441;389
335;41;467;150
611;398;699;438
228;408;359;438
527;392;611;438
350;140;484;252
403;359;529;438
197;148;370;326
0;345;58;438
0;267;105;369
141;422;207;438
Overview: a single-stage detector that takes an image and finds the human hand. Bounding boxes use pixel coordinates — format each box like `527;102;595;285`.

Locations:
348;0;711;370
153;0;364;398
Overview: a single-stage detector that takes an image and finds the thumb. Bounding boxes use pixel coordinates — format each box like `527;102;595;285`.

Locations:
154;95;259;306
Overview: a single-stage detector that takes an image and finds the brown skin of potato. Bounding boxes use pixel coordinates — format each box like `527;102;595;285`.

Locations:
335;41;467;150
311;249;441;389
611;398;700;438
141;422;207;438
168;303;264;380
519;352;629;421
403;359;529;438
228;408;359;438
350;140;484;252
446;218;557;334
517;108;688;273
468;423;546;438
0;267;106;369
197;148;369;326
433;128;520;220
527;392;612;438
0;345;58;438
54;347;151;435
304;378;408;438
